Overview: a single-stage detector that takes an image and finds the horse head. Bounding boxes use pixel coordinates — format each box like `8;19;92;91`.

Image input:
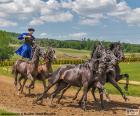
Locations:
44;47;56;63
110;42;125;61
91;42;105;59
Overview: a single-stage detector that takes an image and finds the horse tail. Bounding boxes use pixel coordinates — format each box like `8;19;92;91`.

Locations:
12;65;15;74
12;62;17;75
12;60;21;75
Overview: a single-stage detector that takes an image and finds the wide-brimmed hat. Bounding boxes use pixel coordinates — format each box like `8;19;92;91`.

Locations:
28;28;35;32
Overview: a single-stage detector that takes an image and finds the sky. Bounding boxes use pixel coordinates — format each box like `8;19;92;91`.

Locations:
0;0;140;43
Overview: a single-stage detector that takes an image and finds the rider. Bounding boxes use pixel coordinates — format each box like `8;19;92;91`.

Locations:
16;28;35;60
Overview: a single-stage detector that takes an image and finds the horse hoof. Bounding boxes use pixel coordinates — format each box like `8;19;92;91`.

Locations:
106;98;111;102
33;99;43;105
32;100;36;104
125;74;129;77
125;98;129;102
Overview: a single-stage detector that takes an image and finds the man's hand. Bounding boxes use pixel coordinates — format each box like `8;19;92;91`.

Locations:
23;35;31;39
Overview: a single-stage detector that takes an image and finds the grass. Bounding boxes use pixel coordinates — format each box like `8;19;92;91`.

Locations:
120;62;140;82
0;109;18;116
105;83;140;97
0;66;12;77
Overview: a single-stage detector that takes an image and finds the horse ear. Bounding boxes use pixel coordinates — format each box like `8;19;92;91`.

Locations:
99;41;104;48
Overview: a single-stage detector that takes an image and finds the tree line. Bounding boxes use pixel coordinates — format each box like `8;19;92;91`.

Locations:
37;38;140;53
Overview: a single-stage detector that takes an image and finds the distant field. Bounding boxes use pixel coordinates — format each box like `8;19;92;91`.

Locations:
11;47;140;60
12;48;91;59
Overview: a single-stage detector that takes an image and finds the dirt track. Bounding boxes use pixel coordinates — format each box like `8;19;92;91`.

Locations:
0;76;140;116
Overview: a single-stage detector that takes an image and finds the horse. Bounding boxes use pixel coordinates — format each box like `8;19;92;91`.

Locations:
12;44;46;95
109;42;129;91
34;57;105;110
15;47;56;94
33;42;116;110
48;43;118;108
51;42;129;107
88;42;129;102
72;42;129;102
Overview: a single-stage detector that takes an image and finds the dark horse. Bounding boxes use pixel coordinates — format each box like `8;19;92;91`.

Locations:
47;43;118;107
33;58;106;110
68;42;129;102
109;42;129;91
33;42;118;110
89;42;129;102
12;44;46;95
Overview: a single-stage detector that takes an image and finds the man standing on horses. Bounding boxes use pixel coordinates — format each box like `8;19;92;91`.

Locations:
16;28;35;60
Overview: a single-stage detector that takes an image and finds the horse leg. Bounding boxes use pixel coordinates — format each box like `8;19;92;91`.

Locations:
81;83;90;111
98;88;104;109
116;74;129;91
109;77;128;101
26;73;35;95
50;82;68;104
14;72;19;95
91;86;98;102
57;84;71;104
33;79;59;104
103;88;111;102
42;79;46;92
28;80;35;95
18;76;24;93
26;73;35;88
73;87;81;100
21;78;27;94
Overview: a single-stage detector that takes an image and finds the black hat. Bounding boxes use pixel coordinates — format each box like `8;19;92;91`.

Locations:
28;28;35;32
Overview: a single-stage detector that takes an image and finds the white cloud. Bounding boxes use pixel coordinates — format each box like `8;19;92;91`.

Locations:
40;32;47;37
0;0;74;26
29;19;44;26
68;32;87;39
0;0;140;28
80;18;100;26
29;0;73;25
0;0;13;3
0;18;17;27
108;1;140;26
71;0;116;16
62;0;140;26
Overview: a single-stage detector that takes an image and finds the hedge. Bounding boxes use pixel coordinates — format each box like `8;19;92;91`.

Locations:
0;57;140;66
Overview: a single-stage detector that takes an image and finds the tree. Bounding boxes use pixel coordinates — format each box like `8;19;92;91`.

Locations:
0;30;14;60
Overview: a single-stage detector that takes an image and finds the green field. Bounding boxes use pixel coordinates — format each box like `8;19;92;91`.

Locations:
1;62;139;81
0;109;17;116
120;62;140;82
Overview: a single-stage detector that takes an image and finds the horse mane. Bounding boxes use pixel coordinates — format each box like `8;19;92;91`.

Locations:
110;42;121;50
